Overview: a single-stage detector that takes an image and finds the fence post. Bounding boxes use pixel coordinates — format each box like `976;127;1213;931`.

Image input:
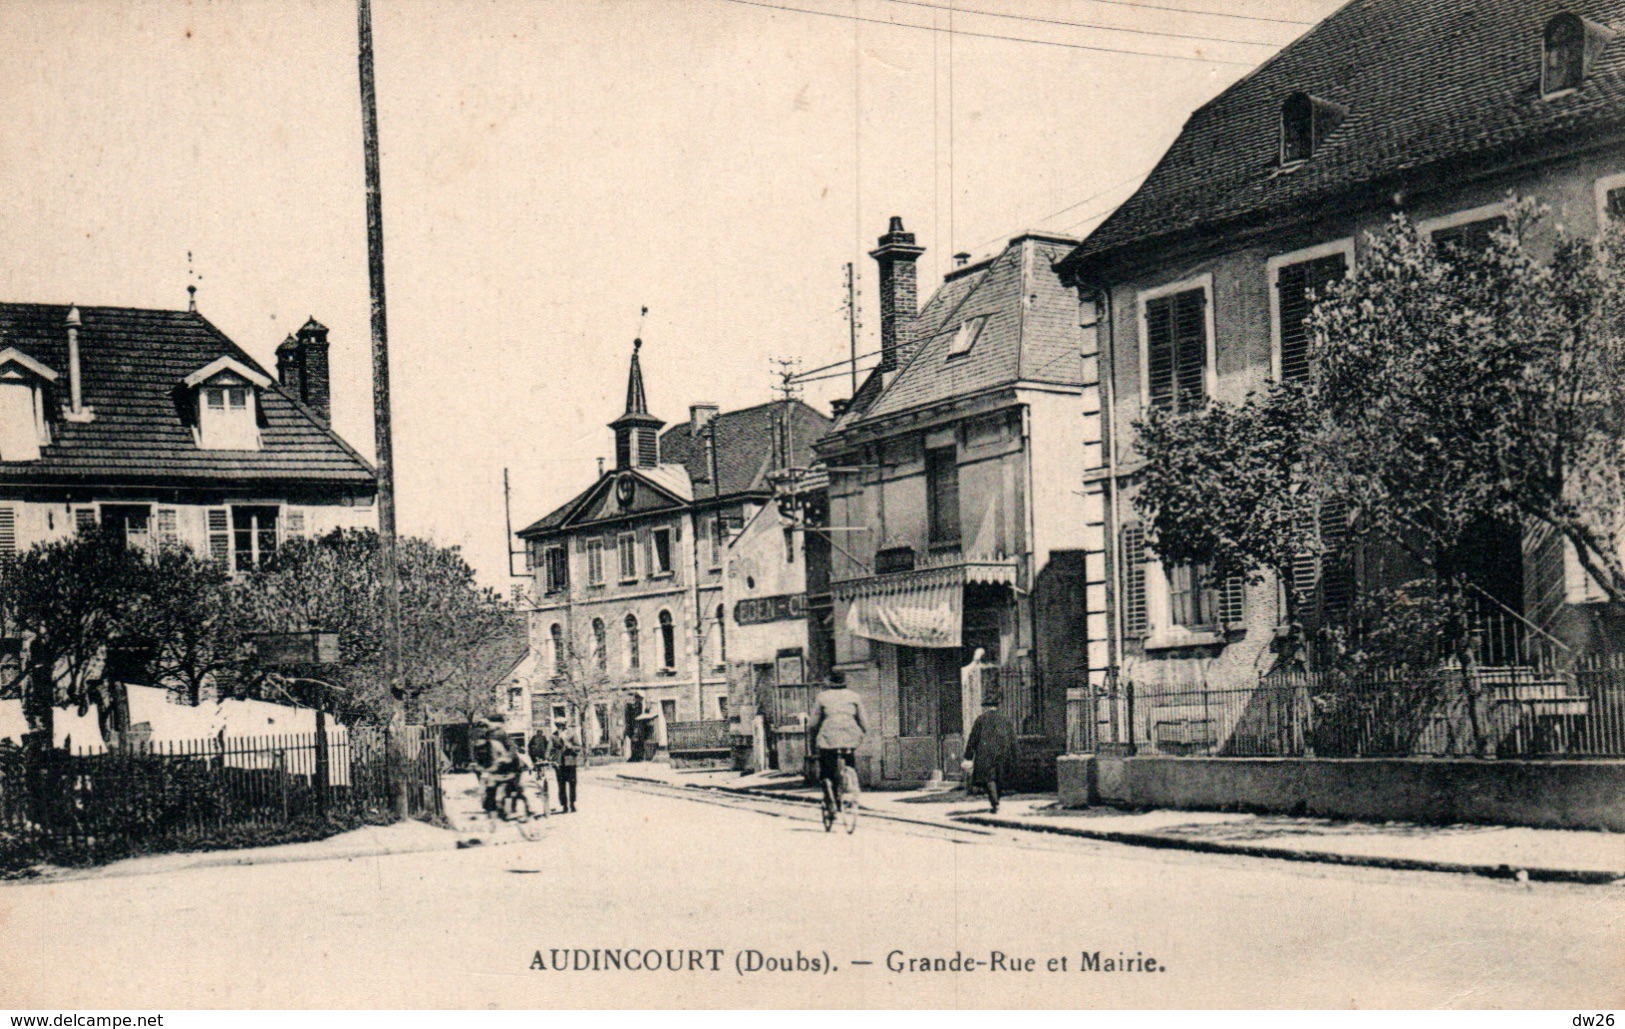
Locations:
314;710;330;818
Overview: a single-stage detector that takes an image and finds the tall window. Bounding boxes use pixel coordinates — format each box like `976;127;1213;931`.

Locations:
1607;185;1625;223
650;527;673;575
657;610;676;671
549;623;566;675
231;506;278;572
1143;286;1208;412
1166;563;1217;629
926;446;960;546
618;533;637;581
199;383;258;451
624;613;640;670
591;618;607;671
1274;250;1348;382
586;539;605;585
544;545;569;594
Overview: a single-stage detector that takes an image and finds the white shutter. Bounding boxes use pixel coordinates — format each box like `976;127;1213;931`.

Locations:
285;508;307;539
155;508;179;547
207;508;231;567
0;506;15;556
1218;575;1247;626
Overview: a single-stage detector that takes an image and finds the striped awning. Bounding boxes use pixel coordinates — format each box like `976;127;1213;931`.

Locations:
834;562;1017;649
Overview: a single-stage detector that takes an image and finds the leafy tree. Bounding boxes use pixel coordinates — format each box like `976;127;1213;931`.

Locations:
420;608;527;736
1133;200;1625;682
0;529;149;746
1133;379;1320;643
1308;202;1625;605
234;529;517;723
126;544;248;707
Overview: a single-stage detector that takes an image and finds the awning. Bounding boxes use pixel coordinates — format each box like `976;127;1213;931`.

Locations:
834;562;1018;649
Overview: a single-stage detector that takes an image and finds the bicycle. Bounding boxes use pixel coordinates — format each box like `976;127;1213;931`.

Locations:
483;770;544;841
818;749;860;834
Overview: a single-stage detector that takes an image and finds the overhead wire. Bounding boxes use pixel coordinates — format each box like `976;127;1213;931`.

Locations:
705;0;1263;64
874;0;1288;48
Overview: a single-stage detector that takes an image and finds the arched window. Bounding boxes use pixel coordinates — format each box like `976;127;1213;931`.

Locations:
549;623;565;675
591;618;607;671
658;609;676;671
624;613;641;670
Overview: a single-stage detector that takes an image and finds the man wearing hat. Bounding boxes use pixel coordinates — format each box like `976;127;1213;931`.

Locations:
963;691;1018;813
555;718;582;813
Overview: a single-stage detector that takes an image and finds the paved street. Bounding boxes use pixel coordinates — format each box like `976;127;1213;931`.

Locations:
2;768;1620;1009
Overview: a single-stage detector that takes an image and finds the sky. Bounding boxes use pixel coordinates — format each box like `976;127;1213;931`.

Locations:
0;0;1342;587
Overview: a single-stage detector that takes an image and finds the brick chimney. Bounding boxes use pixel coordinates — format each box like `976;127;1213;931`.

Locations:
870;216;925;373
277;317;332;423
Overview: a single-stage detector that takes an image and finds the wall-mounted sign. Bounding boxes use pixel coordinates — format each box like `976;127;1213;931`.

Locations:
734;593;807;626
250;631;342;667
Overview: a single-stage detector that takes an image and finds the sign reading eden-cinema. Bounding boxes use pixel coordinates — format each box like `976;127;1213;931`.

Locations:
734;593;807;626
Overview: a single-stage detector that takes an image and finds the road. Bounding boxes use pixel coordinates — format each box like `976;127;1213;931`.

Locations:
1;768;1620;1009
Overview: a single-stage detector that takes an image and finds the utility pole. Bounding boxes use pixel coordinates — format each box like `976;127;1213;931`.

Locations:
842;262;860;397
503;468;529;579
357;0;404;737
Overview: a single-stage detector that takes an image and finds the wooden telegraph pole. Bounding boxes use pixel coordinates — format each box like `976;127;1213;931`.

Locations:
357;0;407;810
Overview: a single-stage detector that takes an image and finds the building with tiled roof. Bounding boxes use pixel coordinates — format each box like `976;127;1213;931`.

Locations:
1053;0;1625;750
813;218;1093;789
0;302;375;569
515;341;830;747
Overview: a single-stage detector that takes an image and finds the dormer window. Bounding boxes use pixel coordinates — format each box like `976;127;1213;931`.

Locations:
0;348;57;463
1542;13;1616;98
183;356;270;451
1280;92;1346;166
947;315;988;358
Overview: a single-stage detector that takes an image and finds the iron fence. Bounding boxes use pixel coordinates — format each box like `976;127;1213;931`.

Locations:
1121;658;1625;760
987;660;1045;737
0;725;443;863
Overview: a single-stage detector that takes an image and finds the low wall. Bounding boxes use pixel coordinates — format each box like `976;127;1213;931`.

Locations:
1064;755;1625;831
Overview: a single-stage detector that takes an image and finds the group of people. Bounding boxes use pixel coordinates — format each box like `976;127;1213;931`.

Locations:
472;713;582;824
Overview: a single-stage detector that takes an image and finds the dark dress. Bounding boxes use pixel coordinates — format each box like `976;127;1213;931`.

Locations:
964;707;1018;788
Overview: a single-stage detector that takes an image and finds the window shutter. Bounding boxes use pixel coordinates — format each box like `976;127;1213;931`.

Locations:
207;508;231;567
1121;525;1148;639
284;508;306;539
1218;575;1247;626
74;506;98;536
1318;497;1353;623
1145;297;1175;410
1276;254;1345;384
0;506;15;557
155;508;179;547
1290;510;1320;608
1172;290;1207;410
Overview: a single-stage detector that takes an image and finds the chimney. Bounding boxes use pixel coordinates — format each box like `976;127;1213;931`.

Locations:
830;398;850;419
63;305;93;423
279;317;332;423
870;216;925;373
954;251;971;268
689;402;719;436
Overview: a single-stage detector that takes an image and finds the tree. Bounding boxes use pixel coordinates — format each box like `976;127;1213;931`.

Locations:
1308;202;1625;605
420;608;527;735
234;529;517;723
0;529;150;746
126;544;247;707
1134;200;1625;677
1133;378;1321;644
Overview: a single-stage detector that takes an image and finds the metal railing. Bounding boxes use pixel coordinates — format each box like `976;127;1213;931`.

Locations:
0;725;443;863
1119;658;1625;760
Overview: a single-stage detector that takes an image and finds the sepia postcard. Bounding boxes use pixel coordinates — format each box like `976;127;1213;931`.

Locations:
0;0;1622;1016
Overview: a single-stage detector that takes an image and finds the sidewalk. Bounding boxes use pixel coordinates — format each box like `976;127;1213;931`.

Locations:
617;763;1625;884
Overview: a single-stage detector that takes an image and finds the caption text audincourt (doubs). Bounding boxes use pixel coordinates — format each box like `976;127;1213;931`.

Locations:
529;948;1167;976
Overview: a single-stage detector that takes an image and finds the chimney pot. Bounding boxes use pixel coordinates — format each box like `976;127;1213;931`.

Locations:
869;216;926;373
63;304;91;422
279;317;333;423
954;252;971;267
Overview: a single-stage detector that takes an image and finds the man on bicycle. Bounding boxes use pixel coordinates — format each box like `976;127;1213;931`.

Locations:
476;714;524;828
808;671;866;808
